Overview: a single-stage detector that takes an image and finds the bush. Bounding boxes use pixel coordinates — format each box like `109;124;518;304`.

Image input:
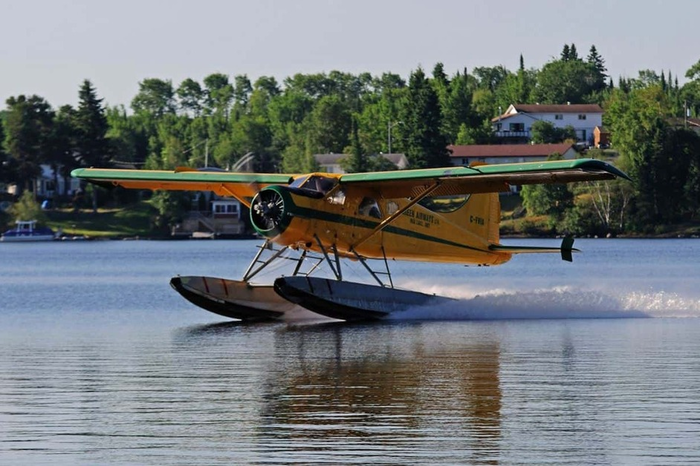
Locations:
8;191;47;224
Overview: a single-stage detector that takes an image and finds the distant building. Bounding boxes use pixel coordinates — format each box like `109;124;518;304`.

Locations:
492;104;603;145
668;117;700;136
172;195;245;238
314;153;409;174
593;126;611;148
5;164;81;199
448;143;578;193
448;143;577;167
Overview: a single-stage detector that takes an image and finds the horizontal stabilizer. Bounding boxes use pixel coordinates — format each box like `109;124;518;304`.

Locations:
489;237;579;262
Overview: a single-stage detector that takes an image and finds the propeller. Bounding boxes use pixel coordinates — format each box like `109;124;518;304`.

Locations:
250;188;285;233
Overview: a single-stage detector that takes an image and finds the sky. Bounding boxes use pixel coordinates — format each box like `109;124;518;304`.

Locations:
1;0;698;109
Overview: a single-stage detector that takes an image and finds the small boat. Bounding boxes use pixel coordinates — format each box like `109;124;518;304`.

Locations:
1;220;56;242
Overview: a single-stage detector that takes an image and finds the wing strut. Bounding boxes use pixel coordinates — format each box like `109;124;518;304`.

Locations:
351;246;394;288
242;240;290;282
350;182;441;250
314;234;342;281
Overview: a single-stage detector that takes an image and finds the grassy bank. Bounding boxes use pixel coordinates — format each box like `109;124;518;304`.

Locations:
45;201;161;238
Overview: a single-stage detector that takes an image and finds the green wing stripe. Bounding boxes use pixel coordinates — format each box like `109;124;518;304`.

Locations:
340;158;630;183
71;168;293;184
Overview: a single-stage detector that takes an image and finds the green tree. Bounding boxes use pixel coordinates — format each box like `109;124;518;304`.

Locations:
74;80;111;167
520;153;573;221
532;58;600;104
309;94;351;154
586;45;608;93
176;78;204;116
399;68;450;168
604;86;691;229
47;105;77;198
131;78;176;117
441;69;473;143
530;121;576;144
342;118;367;173
4;95;55;195
8;190;47;223
0;115;11;184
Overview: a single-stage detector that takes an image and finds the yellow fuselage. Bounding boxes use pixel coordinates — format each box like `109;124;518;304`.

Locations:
255;185;512;266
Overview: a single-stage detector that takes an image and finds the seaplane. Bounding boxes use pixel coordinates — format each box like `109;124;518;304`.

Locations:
71;158;629;321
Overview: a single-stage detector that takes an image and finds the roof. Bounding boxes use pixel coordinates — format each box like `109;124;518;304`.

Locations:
668;117;700;128
449;144;575;158
314;153;407;165
314;153;348;165
510;104;603;114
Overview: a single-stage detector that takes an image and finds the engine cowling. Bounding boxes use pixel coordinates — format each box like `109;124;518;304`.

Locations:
250;187;291;237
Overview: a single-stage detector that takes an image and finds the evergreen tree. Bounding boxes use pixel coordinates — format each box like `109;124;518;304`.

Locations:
74;80;110;168
561;44;571;61
441;70;473;143
586;45;608;92
570;44;578;60
344;117;368;173
73;80;111;212
0;117;9;184
399;68;450;168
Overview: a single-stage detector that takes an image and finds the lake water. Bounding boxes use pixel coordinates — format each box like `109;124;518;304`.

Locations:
1;238;700;465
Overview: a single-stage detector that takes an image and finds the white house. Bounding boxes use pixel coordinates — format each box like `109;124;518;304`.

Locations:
314;153;409;174
492;104;603;145
5;164;81;199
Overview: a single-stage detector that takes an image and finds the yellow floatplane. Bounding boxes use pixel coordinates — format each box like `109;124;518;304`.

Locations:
72;159;628;321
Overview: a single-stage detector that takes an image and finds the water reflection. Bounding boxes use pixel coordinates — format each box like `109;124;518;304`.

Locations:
257;322;502;463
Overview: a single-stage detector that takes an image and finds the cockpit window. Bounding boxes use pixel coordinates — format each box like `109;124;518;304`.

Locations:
359;197;382;219
289;175;309;188
419;195;471;213
291;175;338;194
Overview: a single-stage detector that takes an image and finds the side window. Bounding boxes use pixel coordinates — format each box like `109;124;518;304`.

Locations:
358;197;382;219
327;188;346;205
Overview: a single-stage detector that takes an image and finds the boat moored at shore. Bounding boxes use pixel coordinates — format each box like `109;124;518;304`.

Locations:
1;220;57;242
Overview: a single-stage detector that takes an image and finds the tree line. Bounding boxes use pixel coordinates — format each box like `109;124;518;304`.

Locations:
1;43;700;235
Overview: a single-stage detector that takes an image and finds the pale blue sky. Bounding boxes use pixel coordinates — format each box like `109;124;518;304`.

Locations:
1;0;698;108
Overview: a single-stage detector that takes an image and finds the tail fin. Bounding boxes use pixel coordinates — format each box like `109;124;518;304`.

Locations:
439;192;501;245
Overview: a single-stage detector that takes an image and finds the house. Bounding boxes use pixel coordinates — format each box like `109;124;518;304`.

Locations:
669;117;700;136
492;104;603;145
5;164;81;199
172;195;245;238
314;153;409;174
448;143;577;166
448;143;578;193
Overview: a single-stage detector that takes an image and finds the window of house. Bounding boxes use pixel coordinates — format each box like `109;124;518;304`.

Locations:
578;114;587;120
555;114;563;120
509;123;524;132
214;204;238;214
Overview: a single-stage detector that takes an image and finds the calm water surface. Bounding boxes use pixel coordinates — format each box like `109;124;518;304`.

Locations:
1;239;700;465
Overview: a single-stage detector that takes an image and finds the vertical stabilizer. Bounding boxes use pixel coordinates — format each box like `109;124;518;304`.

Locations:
436;192;501;245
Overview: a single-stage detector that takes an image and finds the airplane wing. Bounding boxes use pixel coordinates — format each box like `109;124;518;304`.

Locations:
70;167;295;207
339;159;629;198
72;159;628;206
